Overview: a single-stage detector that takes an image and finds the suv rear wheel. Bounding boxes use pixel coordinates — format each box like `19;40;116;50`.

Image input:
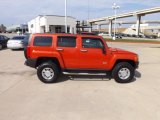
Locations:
37;62;59;83
112;62;135;83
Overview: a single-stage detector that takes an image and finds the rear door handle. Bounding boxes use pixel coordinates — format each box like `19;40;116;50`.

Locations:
80;49;88;52
56;48;63;51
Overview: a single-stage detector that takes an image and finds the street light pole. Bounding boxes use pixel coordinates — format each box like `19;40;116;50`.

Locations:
65;0;67;33
112;3;120;40
88;0;90;20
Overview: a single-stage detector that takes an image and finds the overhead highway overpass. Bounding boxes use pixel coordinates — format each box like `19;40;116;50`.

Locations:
88;7;160;36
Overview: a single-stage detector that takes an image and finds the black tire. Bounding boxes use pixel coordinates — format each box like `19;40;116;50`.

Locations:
112;62;135;83
37;62;60;83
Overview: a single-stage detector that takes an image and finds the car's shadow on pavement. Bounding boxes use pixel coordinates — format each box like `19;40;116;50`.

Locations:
128;70;142;83
11;48;24;51
135;70;141;78
0;48;24;51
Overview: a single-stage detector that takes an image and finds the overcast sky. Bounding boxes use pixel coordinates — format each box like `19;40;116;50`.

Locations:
0;0;160;26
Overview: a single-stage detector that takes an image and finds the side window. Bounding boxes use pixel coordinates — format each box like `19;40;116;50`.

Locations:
82;38;104;48
33;36;52;46
57;36;76;47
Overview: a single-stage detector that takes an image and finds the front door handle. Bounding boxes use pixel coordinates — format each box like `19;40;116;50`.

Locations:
56;48;63;51
80;49;88;52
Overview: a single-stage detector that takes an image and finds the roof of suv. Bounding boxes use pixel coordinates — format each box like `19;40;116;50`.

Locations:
32;33;103;39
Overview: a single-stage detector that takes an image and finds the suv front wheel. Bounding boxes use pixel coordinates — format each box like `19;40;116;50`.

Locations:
112;62;135;83
37;62;59;83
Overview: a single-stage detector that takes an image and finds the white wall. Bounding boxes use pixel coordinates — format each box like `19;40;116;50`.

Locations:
28;15;76;34
28;16;40;33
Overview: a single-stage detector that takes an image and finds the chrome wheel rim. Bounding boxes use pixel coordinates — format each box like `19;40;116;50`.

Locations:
118;68;130;80
42;68;54;80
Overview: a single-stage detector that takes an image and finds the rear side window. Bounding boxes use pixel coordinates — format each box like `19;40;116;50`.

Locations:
33;36;52;46
57;36;76;47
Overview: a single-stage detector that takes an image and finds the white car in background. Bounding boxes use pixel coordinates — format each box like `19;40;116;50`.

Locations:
98;33;111;38
7;36;25;50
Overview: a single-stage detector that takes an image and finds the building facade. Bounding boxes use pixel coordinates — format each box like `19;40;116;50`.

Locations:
6;24;28;33
28;15;76;34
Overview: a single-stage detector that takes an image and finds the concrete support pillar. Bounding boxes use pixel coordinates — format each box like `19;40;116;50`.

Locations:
99;25;101;30
45;25;49;33
97;24;100;30
69;26;73;34
158;29;160;37
89;23;92;32
44;16;49;33
136;15;141;36
97;24;101;33
69;27;71;34
109;20;113;36
98;25;101;33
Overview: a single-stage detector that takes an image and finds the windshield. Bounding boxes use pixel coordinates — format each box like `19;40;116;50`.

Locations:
12;36;25;40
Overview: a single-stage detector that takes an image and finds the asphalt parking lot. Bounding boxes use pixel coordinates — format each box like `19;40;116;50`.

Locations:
0;42;160;120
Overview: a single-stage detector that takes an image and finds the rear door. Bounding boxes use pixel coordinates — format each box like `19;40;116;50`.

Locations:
56;36;79;68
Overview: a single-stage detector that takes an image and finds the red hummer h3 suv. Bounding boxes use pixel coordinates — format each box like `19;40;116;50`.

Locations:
24;33;139;83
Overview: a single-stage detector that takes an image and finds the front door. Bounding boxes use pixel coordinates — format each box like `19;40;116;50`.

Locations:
78;37;108;69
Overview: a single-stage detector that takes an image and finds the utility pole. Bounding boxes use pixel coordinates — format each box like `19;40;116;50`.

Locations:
88;0;90;20
112;3;120;40
65;0;67;33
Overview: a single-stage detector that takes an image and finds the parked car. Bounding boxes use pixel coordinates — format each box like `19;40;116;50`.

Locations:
0;35;10;50
98;33;109;36
111;34;122;39
98;33;110;38
150;35;157;39
137;35;143;38
116;34;123;39
80;32;96;35
143;35;157;39
126;34;132;37
23;34;30;48
24;33;139;84
7;36;26;50
131;34;136;37
120;33;126;37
